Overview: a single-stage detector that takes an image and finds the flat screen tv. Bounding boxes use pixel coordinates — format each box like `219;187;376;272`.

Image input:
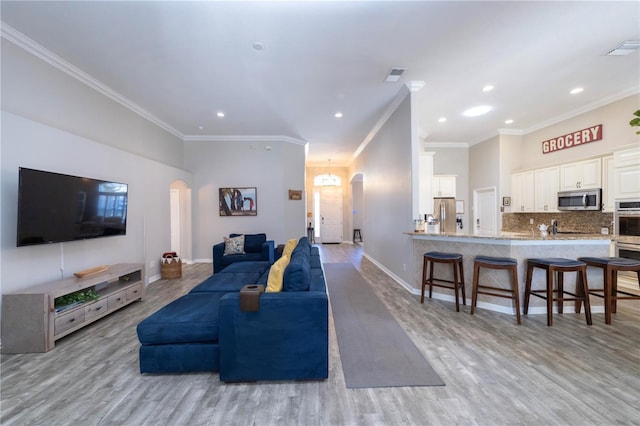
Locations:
17;168;128;247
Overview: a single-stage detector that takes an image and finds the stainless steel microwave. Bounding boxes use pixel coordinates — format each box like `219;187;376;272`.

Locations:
557;189;602;211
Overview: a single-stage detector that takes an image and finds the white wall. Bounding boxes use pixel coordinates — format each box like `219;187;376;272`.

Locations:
518;94;639;170
1;39;184;169
351;92;415;287
1;112;194;293
1;38;193;316
184;140;306;260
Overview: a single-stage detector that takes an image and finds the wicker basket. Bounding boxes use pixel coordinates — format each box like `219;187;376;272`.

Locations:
161;256;182;280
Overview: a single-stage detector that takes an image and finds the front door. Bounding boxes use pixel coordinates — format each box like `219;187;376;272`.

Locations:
320;186;343;243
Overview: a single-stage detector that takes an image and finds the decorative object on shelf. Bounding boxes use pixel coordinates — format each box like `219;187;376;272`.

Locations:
74;265;109;278
54;289;99;312
288;189;302;200
503;196;511;207
219;187;257;216
630;109;640;134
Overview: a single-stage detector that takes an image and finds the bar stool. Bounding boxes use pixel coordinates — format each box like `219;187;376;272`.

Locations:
421;252;465;312
471;256;521;325
523;258;592;326
577;257;640;325
353;229;362;242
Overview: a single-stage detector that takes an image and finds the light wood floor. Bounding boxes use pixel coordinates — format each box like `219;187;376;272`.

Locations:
2;243;639;425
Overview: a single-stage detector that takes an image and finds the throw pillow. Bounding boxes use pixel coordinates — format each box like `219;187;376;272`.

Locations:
282;238;298;258
223;235;245;255
266;255;289;292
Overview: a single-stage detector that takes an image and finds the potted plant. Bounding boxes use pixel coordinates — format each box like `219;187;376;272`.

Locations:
630;109;640;134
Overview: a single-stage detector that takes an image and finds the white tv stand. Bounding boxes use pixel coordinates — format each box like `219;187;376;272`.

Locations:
1;263;144;353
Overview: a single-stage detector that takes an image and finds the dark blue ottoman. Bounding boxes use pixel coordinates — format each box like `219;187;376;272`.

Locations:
137;292;225;373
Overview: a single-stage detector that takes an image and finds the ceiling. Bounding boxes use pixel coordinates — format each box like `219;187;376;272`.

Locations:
1;1;639;166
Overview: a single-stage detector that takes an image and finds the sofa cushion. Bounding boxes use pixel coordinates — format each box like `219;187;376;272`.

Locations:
224;235;245;255
291;240;311;260
282;239;298;258
283;251;311;292
231;233;266;253
266;255;289;292
190;271;264;294
216;261;271;275
137;293;224;345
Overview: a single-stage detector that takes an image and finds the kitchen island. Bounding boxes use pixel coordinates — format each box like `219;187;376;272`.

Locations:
408;231;611;316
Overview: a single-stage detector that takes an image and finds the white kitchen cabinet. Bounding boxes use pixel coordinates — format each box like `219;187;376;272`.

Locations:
613;146;640;199
432;175;456;198
511;171;534;212
602;156;615;212
534;166;559;212
559;158;601;190
614;165;640;199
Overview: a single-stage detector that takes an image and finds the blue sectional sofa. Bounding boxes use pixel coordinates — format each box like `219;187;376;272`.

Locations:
212;233;275;273
136;237;328;382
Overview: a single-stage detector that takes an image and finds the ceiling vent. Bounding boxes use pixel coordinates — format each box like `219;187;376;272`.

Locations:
606;40;640;56
384;67;406;82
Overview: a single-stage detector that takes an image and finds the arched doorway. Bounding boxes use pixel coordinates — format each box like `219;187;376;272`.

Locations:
169;180;192;262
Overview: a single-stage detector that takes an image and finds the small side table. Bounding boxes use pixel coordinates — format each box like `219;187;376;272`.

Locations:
307;227;315;243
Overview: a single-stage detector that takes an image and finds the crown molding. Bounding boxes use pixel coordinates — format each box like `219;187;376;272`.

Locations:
497;128;525;136
183;134;307;146
1;22;184;139
423;142;469;149
522;86;640;135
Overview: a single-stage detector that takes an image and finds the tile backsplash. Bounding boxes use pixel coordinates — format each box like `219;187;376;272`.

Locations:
502;211;614;234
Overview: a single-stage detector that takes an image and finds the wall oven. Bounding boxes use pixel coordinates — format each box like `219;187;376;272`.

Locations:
614;199;640;279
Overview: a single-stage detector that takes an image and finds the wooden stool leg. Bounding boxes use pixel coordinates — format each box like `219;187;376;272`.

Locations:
453;261;460;312
557;271;564;314
579;268;592;325
471;263;480;315
524;263;533;315
611;269;618;314
547;267;554;326
511;266;521;325
420;257;428;304
459;260;466;306
604;266;613;324
428;261;434;299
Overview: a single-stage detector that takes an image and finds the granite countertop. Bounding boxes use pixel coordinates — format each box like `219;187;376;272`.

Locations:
407;230;612;241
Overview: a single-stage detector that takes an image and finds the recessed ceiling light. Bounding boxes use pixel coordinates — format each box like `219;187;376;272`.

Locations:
505;119;514;124
482;85;494;92
334;112;343;118
438;117;447;123
253;42;265;51
463;105;492;117
198;125;204;130
570;87;584;95
217;112;225;118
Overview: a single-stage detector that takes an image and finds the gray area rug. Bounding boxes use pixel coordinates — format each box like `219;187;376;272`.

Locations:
324;262;445;389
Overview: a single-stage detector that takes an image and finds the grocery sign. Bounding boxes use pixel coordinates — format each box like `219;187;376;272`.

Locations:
542;124;602;154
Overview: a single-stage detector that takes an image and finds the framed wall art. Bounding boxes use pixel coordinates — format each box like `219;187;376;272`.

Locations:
288;189;302;200
219;187;257;216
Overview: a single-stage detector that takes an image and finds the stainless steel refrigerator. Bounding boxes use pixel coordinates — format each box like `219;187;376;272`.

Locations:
434;197;456;233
